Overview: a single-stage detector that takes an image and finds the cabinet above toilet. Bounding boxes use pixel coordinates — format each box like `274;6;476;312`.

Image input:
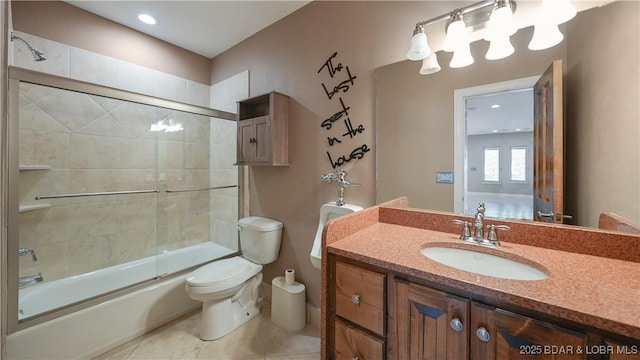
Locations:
235;92;289;166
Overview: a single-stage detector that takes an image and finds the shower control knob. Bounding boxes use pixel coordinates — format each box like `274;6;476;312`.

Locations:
351;294;360;305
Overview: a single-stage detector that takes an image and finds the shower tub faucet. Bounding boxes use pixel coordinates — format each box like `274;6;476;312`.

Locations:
321;168;359;206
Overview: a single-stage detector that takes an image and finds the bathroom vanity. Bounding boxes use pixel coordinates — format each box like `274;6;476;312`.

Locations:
321;198;640;359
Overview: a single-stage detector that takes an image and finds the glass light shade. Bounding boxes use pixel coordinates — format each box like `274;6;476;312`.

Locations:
420;52;441;75
485;5;516;41
450;43;474;68
407;31;432;61
443;20;467;52
529;22;564;50
486;34;515;60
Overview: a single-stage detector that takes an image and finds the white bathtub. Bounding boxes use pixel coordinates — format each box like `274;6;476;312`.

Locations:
8;241;236;359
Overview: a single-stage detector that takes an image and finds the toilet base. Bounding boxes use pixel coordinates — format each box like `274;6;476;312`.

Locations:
198;273;263;340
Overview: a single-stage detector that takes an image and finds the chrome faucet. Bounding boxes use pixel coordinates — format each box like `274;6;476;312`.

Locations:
321;168;359;206
473;202;486;240
453;203;510;247
19;247;38;262
19;273;43;288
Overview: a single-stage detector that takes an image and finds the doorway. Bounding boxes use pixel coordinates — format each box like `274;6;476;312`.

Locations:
454;76;538;220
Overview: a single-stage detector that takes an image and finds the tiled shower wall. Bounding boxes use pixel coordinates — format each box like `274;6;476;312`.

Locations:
12;31;241;281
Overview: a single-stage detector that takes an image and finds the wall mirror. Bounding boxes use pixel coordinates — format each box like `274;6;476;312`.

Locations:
376;1;639;230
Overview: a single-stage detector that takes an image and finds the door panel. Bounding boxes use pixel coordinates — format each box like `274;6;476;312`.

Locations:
534;60;565;223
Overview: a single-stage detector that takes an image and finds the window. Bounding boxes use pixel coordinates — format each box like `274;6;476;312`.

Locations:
510;146;527;182
483;147;500;182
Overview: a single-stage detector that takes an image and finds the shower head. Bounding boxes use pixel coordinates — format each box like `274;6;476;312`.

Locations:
10;32;47;61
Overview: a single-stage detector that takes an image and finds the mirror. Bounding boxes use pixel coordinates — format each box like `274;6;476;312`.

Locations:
376;1;639;230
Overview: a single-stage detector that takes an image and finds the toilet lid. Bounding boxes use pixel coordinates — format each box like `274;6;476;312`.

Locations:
185;256;261;287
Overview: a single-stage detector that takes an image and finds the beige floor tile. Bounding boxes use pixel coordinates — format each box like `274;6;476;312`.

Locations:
196;313;270;359
266;353;321;360
93;302;320;360
264;322;321;358
92;338;141;360
126;313;205;360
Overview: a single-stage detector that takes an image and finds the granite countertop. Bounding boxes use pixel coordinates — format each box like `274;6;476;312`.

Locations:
323;200;640;340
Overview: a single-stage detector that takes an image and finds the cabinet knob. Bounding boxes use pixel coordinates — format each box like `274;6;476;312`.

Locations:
476;327;491;342
450;317;463;332
351;294;360;305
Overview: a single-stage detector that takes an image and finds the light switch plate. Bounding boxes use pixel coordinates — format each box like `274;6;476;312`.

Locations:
436;172;454;184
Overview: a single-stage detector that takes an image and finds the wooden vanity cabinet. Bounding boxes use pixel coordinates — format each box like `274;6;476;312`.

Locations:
395;280;588;360
330;260;386;360
236;91;288;166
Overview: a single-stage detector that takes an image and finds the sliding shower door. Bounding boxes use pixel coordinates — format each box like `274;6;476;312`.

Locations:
7;67;238;327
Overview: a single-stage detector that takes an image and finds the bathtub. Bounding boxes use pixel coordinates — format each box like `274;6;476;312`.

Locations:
7;241;236;360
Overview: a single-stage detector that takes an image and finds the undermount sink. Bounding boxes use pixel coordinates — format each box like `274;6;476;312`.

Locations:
420;246;549;281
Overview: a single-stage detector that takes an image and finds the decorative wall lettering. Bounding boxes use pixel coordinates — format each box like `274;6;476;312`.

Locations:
326;144;371;169
317;51;371;169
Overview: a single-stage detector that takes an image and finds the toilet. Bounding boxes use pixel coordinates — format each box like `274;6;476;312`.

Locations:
185;216;283;340
310;202;362;269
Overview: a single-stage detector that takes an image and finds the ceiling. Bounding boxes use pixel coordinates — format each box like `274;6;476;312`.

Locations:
64;0;310;59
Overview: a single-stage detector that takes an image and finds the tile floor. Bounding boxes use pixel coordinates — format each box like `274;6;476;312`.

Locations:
93;302;320;360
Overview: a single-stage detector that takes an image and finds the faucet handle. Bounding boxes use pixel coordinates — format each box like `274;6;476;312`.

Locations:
18;248;38;262
486;224;510;244
452;219;472;240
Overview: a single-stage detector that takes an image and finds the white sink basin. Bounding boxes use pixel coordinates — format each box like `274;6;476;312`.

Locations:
421;246;548;280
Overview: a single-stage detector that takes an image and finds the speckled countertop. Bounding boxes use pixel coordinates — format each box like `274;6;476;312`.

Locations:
322;198;640;340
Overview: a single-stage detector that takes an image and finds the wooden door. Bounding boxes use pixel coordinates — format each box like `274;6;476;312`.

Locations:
533;60;565;223
471;302;586;360
237;119;255;163
395;281;469;360
253;115;271;162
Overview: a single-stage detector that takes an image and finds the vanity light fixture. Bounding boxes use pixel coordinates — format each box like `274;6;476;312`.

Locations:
407;25;432;61
420;52;441;75
406;0;577;74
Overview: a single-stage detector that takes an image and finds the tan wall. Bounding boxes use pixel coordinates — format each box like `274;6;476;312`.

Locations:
11;1;211;84
565;1;640;228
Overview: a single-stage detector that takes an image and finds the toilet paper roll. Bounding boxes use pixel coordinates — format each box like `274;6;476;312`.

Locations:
285;269;295;285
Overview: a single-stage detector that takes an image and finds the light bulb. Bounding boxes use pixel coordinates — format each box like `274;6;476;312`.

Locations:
486;33;515;60
407;30;432;61
450;43;474;68
420;52;441;75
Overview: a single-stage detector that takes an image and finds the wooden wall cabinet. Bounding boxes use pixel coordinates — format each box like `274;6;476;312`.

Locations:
236;91;289;166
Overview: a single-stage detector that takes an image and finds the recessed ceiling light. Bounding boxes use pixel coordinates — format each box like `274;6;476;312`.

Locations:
138;13;157;25
490;104;501;109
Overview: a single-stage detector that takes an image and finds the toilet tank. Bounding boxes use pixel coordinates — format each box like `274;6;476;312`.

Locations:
238;216;283;264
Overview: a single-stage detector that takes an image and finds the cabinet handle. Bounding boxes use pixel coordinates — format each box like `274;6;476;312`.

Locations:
351;357;360;360
450;318;463;332
476;327;491;342
351;294;360;305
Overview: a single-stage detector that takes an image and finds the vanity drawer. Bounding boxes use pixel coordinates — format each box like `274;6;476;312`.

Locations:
335;320;384;360
335;260;386;336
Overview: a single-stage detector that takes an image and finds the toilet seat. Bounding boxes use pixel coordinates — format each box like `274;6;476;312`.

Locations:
185;256;262;293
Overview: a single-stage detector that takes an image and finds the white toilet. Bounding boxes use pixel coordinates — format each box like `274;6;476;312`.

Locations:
310;202;362;269
185;216;283;340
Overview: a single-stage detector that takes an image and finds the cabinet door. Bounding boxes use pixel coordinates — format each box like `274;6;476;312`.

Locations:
471;302;587;360
253;116;271;162
237;120;255;163
395;281;469;360
335;320;385;360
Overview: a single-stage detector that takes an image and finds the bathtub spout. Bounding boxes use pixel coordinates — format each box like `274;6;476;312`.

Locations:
19;273;43;288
